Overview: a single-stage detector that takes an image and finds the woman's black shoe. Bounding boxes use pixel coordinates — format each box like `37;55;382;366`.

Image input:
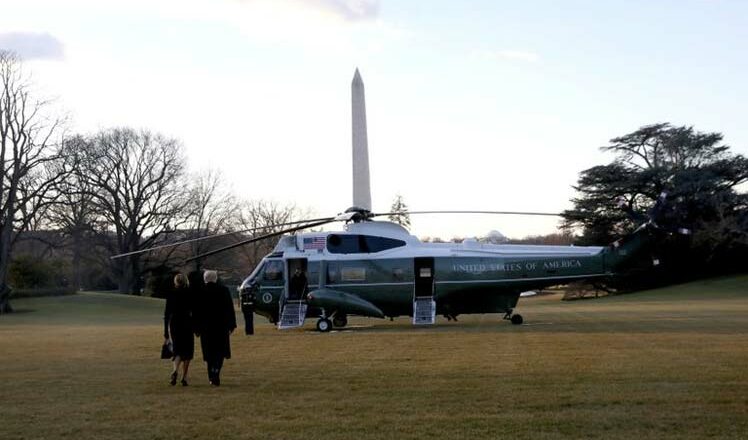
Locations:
170;371;178;386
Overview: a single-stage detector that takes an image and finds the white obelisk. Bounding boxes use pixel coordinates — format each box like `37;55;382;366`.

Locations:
351;68;372;211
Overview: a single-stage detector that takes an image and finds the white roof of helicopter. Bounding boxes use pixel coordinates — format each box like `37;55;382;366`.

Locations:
276;220;603;258
345;220;418;241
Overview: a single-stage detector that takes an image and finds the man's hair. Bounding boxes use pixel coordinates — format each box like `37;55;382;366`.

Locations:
203;270;218;284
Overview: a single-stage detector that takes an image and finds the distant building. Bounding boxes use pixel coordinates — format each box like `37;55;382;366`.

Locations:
482;230;508;244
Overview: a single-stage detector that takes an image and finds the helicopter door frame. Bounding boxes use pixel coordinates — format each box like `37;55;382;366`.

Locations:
413;257;435;299
286;258;309;301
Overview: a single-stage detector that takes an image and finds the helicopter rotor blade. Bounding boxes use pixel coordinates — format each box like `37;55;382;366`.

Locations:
185;218;336;262
110;210;562;261
371;210;562;217
109;216;336;260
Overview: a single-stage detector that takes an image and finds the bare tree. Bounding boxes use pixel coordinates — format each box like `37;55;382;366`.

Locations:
78;127;188;294
44;135;103;290
230;200;310;276
0;51;70;313
183;169;238;271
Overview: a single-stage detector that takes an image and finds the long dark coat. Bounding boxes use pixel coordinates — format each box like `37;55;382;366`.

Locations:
289;272;307;299
163;286;195;360
195;282;237;361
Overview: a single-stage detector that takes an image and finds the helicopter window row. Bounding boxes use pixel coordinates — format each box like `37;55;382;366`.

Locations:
327;234;406;254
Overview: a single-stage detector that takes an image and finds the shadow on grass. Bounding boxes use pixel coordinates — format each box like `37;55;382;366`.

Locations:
3;308;37;314
289;313;748;335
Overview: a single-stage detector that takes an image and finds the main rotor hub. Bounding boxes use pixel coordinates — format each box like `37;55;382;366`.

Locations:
344;206;373;223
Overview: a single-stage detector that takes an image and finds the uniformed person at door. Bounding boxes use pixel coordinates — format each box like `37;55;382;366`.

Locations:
289;267;307;300
240;288;255;335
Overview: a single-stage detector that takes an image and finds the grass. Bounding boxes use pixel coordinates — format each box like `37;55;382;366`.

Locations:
1;275;747;439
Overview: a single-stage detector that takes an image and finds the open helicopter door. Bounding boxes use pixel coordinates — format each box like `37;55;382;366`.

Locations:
278;258;309;330
413;257;436;325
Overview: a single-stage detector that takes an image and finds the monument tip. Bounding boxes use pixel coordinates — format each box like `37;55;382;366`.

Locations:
352;68;363;85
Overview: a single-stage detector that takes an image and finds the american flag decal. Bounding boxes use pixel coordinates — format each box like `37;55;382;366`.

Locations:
303;236;326;250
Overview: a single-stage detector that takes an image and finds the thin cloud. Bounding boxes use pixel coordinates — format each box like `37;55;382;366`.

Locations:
476;49;540;63
307;0;379;21
0;32;65;60
235;0;379;21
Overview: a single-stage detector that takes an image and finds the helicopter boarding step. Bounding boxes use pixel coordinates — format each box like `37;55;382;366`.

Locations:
413;297;436;325
278;300;308;329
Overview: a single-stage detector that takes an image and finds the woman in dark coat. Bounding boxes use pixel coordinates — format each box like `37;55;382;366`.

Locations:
163;273;195;386
195;270;236;386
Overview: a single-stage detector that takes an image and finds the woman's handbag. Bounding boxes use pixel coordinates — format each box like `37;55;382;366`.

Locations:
160;341;174;359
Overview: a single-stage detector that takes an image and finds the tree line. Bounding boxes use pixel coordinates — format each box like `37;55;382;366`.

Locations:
0;51;306;313
562;123;748;289
2;49;747;312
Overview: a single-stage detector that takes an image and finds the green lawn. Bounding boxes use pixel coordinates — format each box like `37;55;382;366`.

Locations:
1;275;747;439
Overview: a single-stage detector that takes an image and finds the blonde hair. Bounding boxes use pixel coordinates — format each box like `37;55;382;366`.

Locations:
203;270;218;284
173;273;189;289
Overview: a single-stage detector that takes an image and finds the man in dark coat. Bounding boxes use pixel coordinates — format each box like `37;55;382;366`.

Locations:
240;289;255;335
289;267;307;300
195;270;236;386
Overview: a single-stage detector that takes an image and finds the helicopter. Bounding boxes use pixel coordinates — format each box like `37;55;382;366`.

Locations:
169;69;682;333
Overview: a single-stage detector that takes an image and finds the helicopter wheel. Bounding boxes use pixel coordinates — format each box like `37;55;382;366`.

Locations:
511;314;524;325
332;315;348;328
316;318;332;332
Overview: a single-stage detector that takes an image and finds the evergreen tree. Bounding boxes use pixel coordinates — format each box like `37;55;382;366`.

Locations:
388;194;411;229
563;123;748;277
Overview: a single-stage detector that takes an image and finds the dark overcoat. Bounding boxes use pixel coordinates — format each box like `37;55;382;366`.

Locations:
195;282;237;361
289;272;307;299
163;286;195;360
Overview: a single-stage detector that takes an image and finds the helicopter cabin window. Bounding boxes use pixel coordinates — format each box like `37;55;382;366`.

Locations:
392;268;405;281
363;235;406;253
340;267;366;282
327;234;406;254
307;262;319;287
262;260;284;281
326;265;339;283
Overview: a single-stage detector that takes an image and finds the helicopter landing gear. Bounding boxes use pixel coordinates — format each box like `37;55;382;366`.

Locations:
503;310;524;325
316;318;332;332
332;314;348;328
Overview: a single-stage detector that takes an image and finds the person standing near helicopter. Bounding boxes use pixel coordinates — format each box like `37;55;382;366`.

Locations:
194;270;236;386
289;266;308;300
240;287;255;335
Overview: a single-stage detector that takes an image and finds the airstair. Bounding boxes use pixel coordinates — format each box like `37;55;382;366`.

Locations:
278;300;307;329
412;297;436;325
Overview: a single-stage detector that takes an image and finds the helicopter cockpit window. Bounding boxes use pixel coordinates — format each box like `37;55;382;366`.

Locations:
362;235;406;253
327;234;406;254
262;260;284;281
326;234;358;253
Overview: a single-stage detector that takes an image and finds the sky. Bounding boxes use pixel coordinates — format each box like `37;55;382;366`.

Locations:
1;0;747;240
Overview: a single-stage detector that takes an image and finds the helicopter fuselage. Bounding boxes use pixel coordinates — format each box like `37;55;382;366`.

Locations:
239;221;630;329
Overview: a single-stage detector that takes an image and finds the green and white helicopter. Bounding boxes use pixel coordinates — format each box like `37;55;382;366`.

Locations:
178;70;685;332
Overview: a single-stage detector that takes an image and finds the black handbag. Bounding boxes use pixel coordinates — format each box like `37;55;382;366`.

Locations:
160;341;174;359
